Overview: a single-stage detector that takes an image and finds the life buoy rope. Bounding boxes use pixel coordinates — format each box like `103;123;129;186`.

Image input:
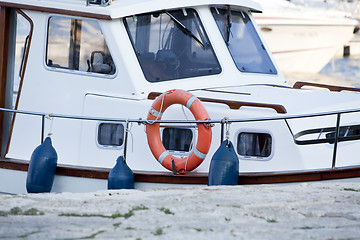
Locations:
146;89;212;173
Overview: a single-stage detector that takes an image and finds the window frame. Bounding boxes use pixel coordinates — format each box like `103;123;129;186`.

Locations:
44;14;117;79
123;8;222;83
96;121;125;150
160;126;196;156
234;128;274;161
210;6;277;75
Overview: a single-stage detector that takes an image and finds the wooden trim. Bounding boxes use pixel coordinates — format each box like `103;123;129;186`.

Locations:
1;158;360;185
148;92;287;114
0;158;28;171
200;89;251;96
0;2;112;20
0;158;208;184
134;170;208;184
237;167;360;184
293;81;360;92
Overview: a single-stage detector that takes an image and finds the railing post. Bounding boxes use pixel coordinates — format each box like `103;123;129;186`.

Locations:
220;120;224;144
123;121;129;161
41;115;45;143
332;113;341;169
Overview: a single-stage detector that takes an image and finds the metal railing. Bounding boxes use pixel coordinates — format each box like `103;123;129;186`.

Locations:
2;106;360;168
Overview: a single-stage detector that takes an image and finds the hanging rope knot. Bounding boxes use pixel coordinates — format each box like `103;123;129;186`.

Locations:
223;117;231;147
204;118;214;128
45;113;53;120
125;119;131;133
45;113;54;137
137;118;143;126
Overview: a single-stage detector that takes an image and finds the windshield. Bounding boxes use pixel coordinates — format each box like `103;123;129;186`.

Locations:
124;9;221;82
211;7;277;75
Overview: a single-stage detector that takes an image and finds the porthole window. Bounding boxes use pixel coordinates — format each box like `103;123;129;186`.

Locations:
162;128;193;153
97;123;124;148
237;132;272;158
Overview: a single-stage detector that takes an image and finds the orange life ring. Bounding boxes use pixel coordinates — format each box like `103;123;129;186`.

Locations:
146;89;212;173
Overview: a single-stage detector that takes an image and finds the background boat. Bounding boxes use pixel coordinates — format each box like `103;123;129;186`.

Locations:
254;0;358;73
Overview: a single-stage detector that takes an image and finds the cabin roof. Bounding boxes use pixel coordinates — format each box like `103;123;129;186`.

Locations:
0;0;262;20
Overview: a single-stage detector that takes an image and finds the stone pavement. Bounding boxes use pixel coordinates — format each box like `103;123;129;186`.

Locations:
0;178;360;239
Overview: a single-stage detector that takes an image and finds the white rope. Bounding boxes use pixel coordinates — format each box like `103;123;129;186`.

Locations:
45;113;54;137
144;93;167;136
224;117;231;146
125;119;134;152
181;105;195;173
146;93;166;125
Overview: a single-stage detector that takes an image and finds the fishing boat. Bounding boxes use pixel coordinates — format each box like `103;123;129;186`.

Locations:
254;0;358;73
1;0;360;194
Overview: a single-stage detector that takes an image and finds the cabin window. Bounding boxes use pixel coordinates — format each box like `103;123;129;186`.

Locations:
162;128;193;153
46;16;116;75
211;7;277;75
237;132;272;158
97;123;124;147
124;9;221;82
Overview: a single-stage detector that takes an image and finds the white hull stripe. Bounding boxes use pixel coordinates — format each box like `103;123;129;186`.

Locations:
186;96;198;109
150;107;163;118
194;147;207;159
158;151;169;164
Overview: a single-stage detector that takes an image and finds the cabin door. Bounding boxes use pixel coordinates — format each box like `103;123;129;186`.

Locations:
0;6;13;157
0;7;32;157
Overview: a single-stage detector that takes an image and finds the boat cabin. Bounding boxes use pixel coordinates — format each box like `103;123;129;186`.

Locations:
1;0;360;193
0;0;283;167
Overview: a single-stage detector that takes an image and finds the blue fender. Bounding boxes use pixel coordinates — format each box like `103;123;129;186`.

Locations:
26;137;58;193
108;156;135;189
208;140;239;185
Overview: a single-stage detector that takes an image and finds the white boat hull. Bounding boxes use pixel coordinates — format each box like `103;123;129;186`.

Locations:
0;168;107;194
2;158;360;194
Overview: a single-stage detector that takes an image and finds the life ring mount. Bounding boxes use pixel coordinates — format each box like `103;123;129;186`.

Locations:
146;89;212;173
